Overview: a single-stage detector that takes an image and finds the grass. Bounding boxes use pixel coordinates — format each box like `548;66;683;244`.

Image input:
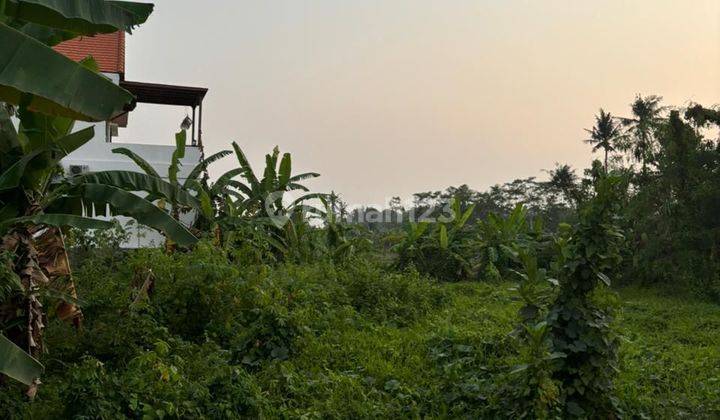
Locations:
258;279;720;417
257;278;720;417
616;286;720;417
3;250;719;418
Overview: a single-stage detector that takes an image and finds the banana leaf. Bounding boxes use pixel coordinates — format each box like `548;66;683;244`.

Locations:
53;126;94;159
78;183;197;246
0;149;45;192
0;105;23;165
288;172;320;182
210;167;244;196
74;170;201;209
231;142;261;190
0;334;43;386
0;23;135;121
15;22;78;46
278;153;291;190
0;213;114;231
112;147;161;178
184;150;232;187
3;0;153;37
168;130;186;185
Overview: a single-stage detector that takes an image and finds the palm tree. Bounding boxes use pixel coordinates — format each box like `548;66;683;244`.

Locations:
585;109;621;171
546;164;580;206
617;95;664;173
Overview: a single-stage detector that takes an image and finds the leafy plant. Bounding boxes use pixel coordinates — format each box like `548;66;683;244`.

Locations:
546;175;625;417
585;109;622;171
0;0;202;392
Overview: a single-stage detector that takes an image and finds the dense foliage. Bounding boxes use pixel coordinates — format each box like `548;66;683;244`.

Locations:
0;1;718;417
0;234;717;418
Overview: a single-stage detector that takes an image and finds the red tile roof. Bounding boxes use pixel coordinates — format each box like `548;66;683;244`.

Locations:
54;32;125;74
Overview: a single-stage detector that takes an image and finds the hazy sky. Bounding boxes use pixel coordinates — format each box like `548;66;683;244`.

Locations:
122;0;720;206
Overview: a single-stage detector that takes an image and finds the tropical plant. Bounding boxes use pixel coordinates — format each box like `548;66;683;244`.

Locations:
113;130;233;248
394;198;476;280
0;106;198;389
220;143;325;259
546;175;624;417
322;197;371;262
585;109;622;171
0;0;202;393
476;204;538;281
228;143;324;220
0;0;152;121
617;95;664;173
546;164;581;207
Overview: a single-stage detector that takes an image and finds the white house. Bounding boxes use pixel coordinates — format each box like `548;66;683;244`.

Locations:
54;32;206;247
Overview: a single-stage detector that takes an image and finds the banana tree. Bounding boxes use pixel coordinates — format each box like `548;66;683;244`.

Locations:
113;130;233;248
0;0;171;393
322;197;371;262
0;0;153;121
226;143;326;255
227;143;324;218
0;105;196;392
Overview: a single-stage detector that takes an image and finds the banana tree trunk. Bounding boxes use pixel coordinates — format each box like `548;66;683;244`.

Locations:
213;223;222;247
0;230;48;398
33;227;83;327
0;227;83;397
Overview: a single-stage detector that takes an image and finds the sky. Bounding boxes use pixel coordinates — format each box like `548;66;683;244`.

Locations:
121;0;720;207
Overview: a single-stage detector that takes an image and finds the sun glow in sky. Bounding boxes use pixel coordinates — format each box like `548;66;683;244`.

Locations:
123;0;720;206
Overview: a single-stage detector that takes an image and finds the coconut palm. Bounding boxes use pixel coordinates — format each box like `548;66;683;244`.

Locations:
618;95;665;173
585;109;622;171
546;164;580;206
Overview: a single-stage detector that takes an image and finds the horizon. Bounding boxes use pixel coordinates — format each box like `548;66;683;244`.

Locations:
121;0;720;206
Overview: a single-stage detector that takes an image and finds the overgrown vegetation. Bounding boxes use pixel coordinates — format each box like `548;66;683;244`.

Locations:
0;0;719;417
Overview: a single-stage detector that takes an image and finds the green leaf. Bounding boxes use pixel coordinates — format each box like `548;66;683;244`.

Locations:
231;142;260;190
198;188;213;220
185;179;213;220
168;130;186;184
439;224;449;249
0;104;22;165
0;213;114;231
4;0;153;37
53;126;94;160
278;152;291;189
78;183;197;246
17;102;74;149
111;147;161;178
288;192;327;209
74;170;200;209
288;172;319;182
183;149;231;186
409;221;429;240
210;167;244;196
0;334;43;386
0;23;135;121
287;182;309;192
456;203;476;229
262;149;278;192
0;149;44;192
16;22;78;46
